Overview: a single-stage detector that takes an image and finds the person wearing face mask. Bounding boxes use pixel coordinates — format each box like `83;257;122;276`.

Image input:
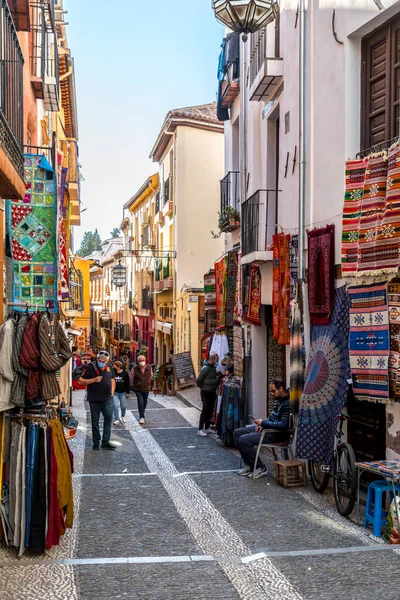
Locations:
130;355;153;424
79;350;116;450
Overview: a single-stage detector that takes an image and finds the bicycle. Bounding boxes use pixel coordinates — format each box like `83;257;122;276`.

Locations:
309;412;357;517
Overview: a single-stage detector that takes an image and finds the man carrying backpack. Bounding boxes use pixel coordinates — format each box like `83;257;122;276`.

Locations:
79;350;116;450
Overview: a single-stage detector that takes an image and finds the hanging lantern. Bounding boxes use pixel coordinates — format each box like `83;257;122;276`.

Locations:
111;260;127;288
211;0;279;34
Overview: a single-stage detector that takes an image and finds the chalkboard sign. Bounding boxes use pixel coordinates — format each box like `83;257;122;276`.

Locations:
172;352;196;389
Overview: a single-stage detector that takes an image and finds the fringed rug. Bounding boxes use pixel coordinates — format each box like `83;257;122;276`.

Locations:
215;257;227;328
307;224;335;324
349;283;389;404
234;253;243;325
204;269;216;305
7;154;58;311
342;159;365;275
296;286;350;463
388;280;400;402
378;140;400;273
225;251;238;327
358;153;387;274
244;265;261;326
272;233;290;344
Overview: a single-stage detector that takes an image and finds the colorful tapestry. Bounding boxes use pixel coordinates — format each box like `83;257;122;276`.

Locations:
296;286;350;463
307;224;335;325
215;257;227;328
244;266;261;326
289;234;299;305
7;155;58;311
234;253;243;325
233;325;243;377
57;156;69;301
204;307;217;334
379;140;400;273
225;251;238;327
267;325;286;413
388;281;400;403
290;299;304;415
357;153;388;274
349;283;389;404
272;233;290;344
342;159;365;274
204;269;216;305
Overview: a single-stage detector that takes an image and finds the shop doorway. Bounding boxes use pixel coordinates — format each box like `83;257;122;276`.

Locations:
347;387;386;461
265;306;286;414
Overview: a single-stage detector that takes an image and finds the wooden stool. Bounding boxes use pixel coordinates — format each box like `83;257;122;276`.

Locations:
275;459;308;488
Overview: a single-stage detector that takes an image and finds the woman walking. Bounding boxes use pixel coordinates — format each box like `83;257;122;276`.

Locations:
196;352;220;437
130;355;153;424
113;361;130;425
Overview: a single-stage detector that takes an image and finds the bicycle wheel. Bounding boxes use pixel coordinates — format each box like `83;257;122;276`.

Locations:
309;460;330;493
333;442;357;516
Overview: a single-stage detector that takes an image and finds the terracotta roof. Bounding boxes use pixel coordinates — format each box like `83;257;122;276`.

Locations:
165;102;221;126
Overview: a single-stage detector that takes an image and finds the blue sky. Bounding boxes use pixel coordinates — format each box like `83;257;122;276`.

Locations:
66;0;223;247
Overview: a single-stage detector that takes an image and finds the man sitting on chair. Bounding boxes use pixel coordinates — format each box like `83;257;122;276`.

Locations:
233;379;291;479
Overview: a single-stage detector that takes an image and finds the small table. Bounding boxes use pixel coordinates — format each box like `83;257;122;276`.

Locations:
355;460;400;527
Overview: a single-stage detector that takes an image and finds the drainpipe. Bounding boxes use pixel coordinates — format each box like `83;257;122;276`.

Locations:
240;35;248;206
298;0;307;284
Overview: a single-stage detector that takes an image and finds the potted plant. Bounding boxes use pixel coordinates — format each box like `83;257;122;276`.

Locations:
219;206;240;231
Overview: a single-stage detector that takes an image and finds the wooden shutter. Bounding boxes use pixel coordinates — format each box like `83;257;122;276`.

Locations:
391;19;400;142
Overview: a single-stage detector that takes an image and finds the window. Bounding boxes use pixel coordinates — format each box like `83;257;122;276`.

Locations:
361;15;400;150
164;177;170;203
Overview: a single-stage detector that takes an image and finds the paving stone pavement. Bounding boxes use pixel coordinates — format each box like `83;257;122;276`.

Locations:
1;390;400;599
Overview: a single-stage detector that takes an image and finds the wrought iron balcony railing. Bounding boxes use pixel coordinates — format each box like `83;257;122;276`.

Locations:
0;0;24;179
242;189;280;257
30;0;59;111
220;171;240;232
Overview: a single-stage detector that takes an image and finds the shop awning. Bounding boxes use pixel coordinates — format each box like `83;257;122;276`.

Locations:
162;323;173;335
156;321;164;332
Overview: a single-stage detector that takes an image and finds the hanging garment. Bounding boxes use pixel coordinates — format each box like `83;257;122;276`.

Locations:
9;423;21;536
225;251;238;327
296;286;350;463
49;419;74;529
210;333;230;359
289;299;305;415
219;383;243;447
19;311;41;401
0;318;16;411
25;422;38;548
215;257;228;327
12;424;25;549
11;313;29;406
29;426;47;553
17;424;26;557
46;425;64;549
38;313;72;400
307;225;335;325
245;265;262;327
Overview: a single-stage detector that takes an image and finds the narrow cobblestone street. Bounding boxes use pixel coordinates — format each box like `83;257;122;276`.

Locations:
0;390;399;600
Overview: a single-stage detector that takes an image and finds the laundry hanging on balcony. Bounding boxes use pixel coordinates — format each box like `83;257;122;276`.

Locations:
6;154;58;311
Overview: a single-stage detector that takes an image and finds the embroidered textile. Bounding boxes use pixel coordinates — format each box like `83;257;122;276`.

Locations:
296;286;350;463
215;257;227;328
341;159;365;274
7;155;58;311
204;307;217;334
289;234;299;305
226;251;238;327
272;233;290;344
289;300;304;415
244;266;261;326
388;281;400;402
204;270;216;305
57;160;69;301
234;253;243;325
349;283;389;404
379;141;400;273
307;224;335;325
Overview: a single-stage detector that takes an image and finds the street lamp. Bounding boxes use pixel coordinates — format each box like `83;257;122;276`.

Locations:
111;260;127;288
212;0;279;36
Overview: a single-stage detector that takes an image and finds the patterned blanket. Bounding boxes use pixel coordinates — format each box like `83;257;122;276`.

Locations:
348;283;389;404
272;233;290;344
388;281;400;402
7;155;58;311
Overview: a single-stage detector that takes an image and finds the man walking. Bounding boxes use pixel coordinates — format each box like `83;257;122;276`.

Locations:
79;350;116;450
233;379;290;478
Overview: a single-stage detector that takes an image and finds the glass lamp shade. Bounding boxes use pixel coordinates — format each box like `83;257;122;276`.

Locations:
111;262;127;288
212;0;279;34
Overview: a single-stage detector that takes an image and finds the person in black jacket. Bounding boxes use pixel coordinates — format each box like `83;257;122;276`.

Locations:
196;352;220;437
113;361;130;425
233;379;291;479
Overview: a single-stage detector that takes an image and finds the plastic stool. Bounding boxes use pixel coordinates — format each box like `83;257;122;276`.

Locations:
363;480;400;537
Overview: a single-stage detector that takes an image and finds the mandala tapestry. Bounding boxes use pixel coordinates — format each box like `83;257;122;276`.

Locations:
296;286;350;463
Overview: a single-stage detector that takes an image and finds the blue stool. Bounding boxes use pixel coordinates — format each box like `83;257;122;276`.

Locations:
363;480;400;537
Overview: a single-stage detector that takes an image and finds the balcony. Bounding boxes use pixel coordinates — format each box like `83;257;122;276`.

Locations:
30;0;59;111
163;277;173;290
165;200;173;217
241;190;280;264
249;19;282;102
8;0;30;31
154;210;164;225
220;171;240;232
0;1;24;198
220;61;240;109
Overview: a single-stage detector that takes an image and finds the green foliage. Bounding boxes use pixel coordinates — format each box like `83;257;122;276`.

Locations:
110;227;120;238
77;228;102;257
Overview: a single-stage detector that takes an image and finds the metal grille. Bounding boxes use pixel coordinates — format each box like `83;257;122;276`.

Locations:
242;190;279;256
220;171;240;214
0;0;24;178
249;28;266;86
155;191;160;214
30;0;59;110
